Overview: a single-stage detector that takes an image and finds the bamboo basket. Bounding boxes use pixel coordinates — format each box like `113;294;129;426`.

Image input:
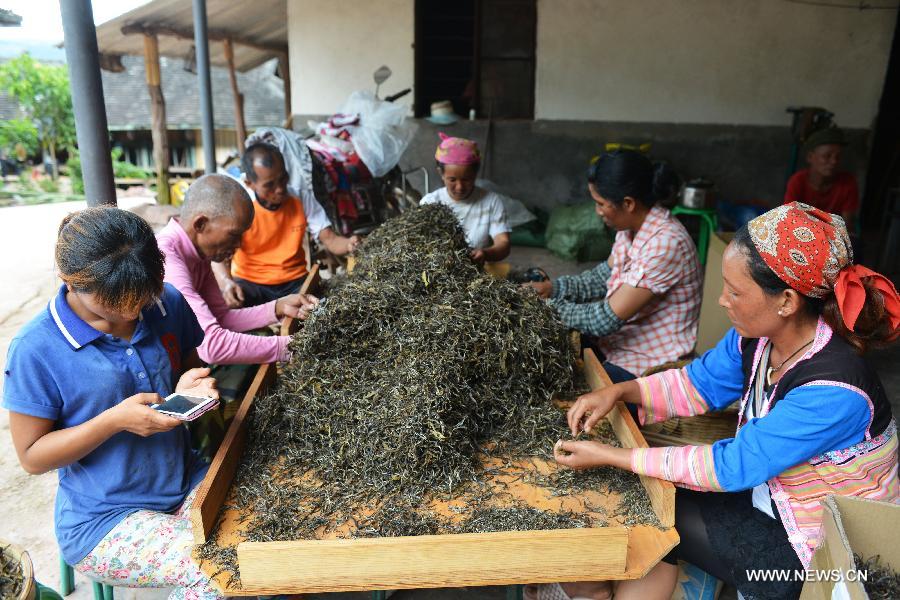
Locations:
1;541;36;600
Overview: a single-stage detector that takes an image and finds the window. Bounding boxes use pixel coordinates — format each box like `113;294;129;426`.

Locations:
415;0;536;120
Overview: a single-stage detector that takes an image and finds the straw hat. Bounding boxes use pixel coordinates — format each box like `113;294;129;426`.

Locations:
427;100;458;125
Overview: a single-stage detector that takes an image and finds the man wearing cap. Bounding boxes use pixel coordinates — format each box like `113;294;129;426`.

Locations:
784;127;859;228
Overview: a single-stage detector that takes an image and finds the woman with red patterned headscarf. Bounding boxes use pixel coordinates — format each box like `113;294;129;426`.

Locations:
527;202;899;600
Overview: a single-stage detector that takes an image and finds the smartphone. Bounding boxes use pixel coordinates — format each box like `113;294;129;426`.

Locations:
152;393;219;421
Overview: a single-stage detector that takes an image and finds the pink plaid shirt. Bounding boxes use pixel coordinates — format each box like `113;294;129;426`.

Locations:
596;205;702;375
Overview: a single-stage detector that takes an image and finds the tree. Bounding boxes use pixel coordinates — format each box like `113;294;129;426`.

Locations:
0;53;75;178
0;118;40;157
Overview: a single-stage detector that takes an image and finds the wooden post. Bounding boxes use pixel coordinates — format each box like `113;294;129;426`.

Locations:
223;38;247;152
278;52;292;128
143;33;171;205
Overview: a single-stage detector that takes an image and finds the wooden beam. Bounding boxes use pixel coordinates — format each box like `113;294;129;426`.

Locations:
142;33;171;205
223;38;247;151
278;53;291;126
123;22;287;59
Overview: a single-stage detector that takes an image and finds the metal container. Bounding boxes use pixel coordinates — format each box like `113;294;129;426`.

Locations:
681;179;713;209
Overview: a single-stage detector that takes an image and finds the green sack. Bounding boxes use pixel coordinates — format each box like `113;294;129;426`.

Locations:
545;202;613;262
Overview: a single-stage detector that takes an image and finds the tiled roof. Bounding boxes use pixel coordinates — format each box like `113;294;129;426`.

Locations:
102;54;285;130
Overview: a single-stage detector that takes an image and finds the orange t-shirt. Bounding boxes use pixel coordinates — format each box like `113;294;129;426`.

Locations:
232;196;308;285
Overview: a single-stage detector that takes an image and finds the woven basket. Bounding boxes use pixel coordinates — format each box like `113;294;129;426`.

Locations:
1;541;36;600
642;408;739;447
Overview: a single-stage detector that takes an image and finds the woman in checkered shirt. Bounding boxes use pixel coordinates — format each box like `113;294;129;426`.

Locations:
526;149;702;381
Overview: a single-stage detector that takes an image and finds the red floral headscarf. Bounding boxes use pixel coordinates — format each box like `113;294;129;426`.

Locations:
748;202;900;334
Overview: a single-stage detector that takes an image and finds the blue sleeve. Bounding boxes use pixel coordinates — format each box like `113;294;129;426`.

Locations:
685;328;745;411
160;284;204;364
711;384;871;491
2;336;62;421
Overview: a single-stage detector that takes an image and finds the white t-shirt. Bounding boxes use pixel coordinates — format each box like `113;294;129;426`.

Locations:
419;187;512;249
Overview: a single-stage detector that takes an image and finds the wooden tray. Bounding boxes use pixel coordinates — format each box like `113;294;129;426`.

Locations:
190;268;677;595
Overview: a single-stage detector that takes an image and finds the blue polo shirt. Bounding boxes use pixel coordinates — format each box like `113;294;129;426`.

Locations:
3;283;208;565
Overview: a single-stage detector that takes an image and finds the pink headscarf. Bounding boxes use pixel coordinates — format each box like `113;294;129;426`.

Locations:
434;132;480;166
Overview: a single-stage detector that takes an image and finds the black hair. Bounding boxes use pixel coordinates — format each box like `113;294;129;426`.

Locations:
56;207;164;314
732;225;896;353
587;149;681;207
242;142;284;182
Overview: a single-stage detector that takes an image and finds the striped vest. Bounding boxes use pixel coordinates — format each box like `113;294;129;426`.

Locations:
738;319;898;566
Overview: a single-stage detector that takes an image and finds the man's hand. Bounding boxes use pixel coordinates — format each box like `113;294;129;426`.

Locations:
470;248;486;264
348;235;362;253
221;279;245;308
523;280;553;299
275;293;319;320
176;367;219;400
108;393;183;437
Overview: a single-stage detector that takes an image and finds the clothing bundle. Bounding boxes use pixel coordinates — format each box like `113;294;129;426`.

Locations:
305;113;376;234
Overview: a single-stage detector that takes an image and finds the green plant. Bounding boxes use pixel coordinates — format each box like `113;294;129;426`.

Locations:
68;147;151;195
0;53;75;179
36;178;58;193
110;147;151;179
0;118;40;157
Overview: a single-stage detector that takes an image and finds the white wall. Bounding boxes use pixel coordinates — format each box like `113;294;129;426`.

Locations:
535;0;895;127
287;0;415;115
286;0;895;128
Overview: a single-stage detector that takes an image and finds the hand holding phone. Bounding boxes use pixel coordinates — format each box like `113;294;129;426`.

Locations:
152;393;219;421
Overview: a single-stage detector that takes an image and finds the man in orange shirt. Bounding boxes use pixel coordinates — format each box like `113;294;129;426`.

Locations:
212;143;359;307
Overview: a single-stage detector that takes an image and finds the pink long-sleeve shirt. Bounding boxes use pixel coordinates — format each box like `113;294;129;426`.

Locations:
156;219;290;365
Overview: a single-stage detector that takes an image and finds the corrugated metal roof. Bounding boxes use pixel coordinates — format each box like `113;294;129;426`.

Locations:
103;54;284;129
95;0;287;73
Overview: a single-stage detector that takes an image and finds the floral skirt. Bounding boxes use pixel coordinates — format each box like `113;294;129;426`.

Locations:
75;485;223;600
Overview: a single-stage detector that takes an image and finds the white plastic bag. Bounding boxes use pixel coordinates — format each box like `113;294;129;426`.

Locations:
337;90;417;177
476;178;536;228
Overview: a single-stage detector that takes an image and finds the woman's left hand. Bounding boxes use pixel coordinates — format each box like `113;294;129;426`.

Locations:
176;367;219;400
553;439;630;471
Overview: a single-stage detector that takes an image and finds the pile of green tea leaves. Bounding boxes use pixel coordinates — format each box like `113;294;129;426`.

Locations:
199;205;659;585
854;554;900;600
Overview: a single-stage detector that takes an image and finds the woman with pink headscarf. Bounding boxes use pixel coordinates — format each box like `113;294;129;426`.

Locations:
419;133;511;264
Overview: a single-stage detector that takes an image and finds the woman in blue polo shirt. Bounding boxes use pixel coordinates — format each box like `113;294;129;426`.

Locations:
3;208;222;599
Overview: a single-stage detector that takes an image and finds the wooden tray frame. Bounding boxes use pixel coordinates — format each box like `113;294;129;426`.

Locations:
190;266;677;594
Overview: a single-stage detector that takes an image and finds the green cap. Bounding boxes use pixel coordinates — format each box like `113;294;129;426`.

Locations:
803;127;847;153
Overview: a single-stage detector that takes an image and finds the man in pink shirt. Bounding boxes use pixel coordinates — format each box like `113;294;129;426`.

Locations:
157;174;318;365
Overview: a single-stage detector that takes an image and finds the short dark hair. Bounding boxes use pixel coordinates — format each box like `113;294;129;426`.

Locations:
242;143;284;182
55;207;164;314
587;149;680;208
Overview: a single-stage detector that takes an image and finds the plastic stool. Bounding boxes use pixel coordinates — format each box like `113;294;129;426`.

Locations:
671;205;719;266
59;555;114;599
36;581;64;600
